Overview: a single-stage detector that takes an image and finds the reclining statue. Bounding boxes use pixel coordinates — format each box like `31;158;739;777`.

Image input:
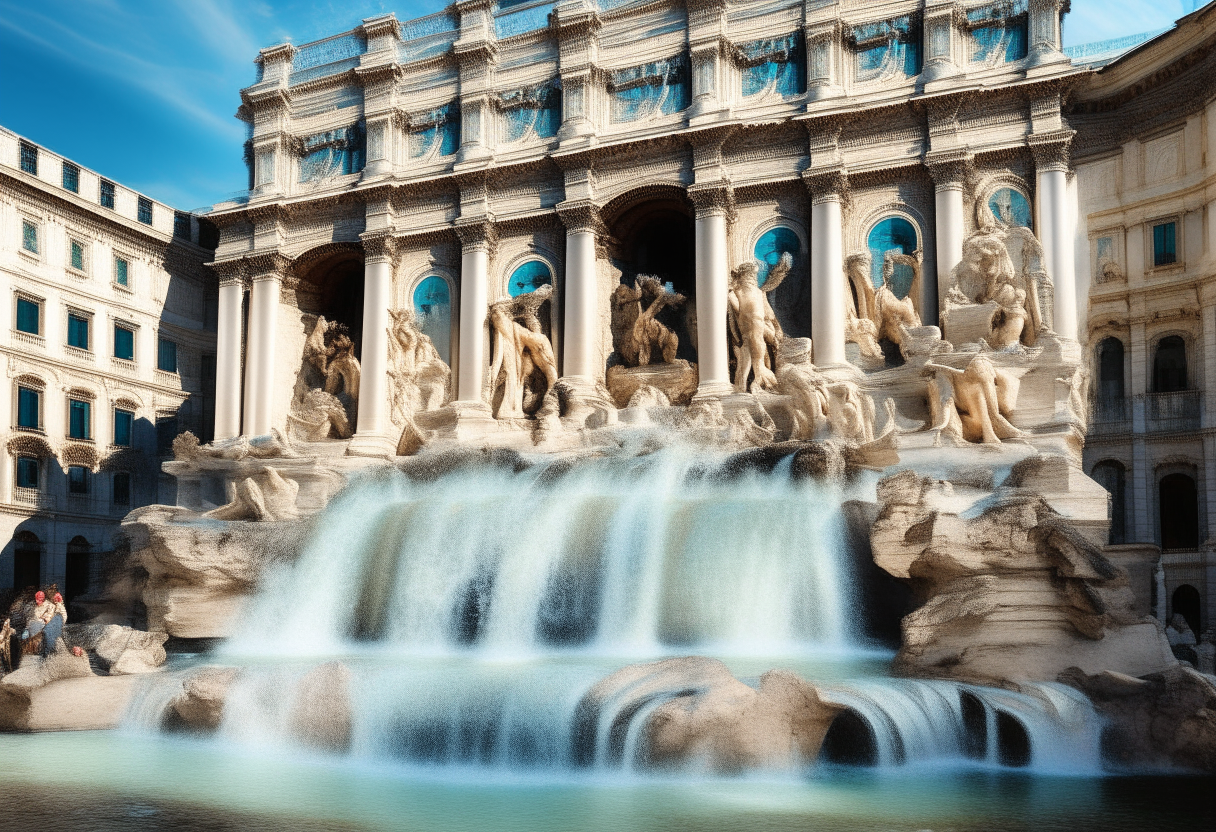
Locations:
925;355;1021;445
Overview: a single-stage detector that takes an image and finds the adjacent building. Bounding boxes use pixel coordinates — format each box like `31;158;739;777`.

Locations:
0;127;218;605
1072;2;1216;641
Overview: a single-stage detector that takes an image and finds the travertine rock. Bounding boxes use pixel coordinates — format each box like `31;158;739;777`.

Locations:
1061;665;1216;772
871;466;1176;686
170;666;242;732
0;674;139;732
94;625;168;675
572;657;841;772
606;360;698;408
122;506;309;638
287;661;352;753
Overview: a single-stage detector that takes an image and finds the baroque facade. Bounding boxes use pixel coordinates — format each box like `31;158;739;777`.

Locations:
1073;2;1216;645
0;128;219;601
203;1;1208;629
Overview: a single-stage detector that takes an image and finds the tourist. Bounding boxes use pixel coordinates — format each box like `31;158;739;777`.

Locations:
5;588;35;670
26;590;68;656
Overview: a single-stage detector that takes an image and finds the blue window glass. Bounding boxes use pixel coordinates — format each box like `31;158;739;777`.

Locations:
989;188;1032;228
507;260;552;297
62;162;79;193
409;105;460;159
22;220;38;254
867;217;919;299
609;57;690;123
173;212;191;239
16;298;40;335
67;314;89;350
502;87;562;143
16;457;39;489
68;465;89;494
99;180;115;209
753;227;801;286
972;20;1028;63
413;276;452;365
138;197;153;225
19;142;37;175
741;34;807;97
69;399;91;439
158;338;178;373
114;325;134;360
113;409;134;446
1153;222;1177;267
70;239;85;271
112;472;131;505
17;387;40;429
299;124;366;181
114;257;129;286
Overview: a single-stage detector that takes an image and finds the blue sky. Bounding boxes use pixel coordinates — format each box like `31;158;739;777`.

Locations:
0;0;1200;212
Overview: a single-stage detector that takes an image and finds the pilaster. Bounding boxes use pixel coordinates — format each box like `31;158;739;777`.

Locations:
804;5;843;106
358;15;405;179
922;0;964;85
686;0;730;124
454;0;498;166
245;44;295;198
553;1;602;147
1025;0;1071;73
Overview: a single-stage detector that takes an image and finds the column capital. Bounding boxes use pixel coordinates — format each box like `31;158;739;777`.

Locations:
924;149;973;191
454;217;498;253
687;181;734;219
361;230;400;264
556;199;604;235
245;251;293;283
209;258;249;290
802;166;849;204
1027;129;1076;172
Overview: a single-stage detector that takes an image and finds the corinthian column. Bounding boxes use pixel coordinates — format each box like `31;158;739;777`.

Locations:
1030;130;1078;340
244;254;291;436
454;220;495;402
689;183;733;398
926;151;971;328
805;168;847;366
213;263;247;440
355;232;398;439
556;200;602;384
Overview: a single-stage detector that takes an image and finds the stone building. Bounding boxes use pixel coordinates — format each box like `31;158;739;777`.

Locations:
1072;2;1216;642
0;127;218;603
201;1;1208;627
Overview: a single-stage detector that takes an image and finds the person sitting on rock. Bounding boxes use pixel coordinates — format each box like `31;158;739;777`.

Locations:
24;590;67;657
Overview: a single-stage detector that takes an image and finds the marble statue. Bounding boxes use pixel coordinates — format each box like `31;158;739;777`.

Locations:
946;227;1047;350
388;309;451;419
775;343;876;444
288;389;352;440
844;251;923;360
925;355;1021;445
172;429;298;461
728;252;791;393
294;316;361;439
303;316;361;399
844;254;884;362
874;251;923;346
204;467;300;522
611;276;685;367
489;284;558;419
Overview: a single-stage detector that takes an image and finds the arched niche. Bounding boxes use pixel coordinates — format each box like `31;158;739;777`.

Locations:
293;244;365;358
506;259;553;297
1096;337;1125;401
865;215;920;299
750;223;809;339
411;274;454;366
603;189;698;364
1153;334;1188;393
988;187;1032;228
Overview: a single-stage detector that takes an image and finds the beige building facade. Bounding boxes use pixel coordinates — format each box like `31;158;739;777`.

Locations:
0;128;218;603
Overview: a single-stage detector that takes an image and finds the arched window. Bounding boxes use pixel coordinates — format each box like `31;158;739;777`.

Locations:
1171;584;1202;638
1091;461;1127;545
65;536;91;610
753;226;809;339
1159;473;1198;551
1153;336;1188;393
1097;337;1125;401
506;260;552;298
412;276;452;365
866;217;918;299
989;188;1032;228
12;531;41;593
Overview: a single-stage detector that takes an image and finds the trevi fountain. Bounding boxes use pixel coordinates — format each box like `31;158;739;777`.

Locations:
3;1;1215;829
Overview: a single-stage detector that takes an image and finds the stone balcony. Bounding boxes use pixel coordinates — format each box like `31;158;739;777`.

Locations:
1143;390;1202;434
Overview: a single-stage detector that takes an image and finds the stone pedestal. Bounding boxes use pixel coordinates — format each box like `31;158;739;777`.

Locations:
606;361;699;408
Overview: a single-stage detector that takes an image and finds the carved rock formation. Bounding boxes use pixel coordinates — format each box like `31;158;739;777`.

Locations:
93;625;169;675
489;285;558;419
204;468;301;522
169;666;242;733
728;252;790;392
611;275;685;368
173;429;299;461
606;360;698;408
925;355;1021;445
870;467;1177;686
121;506;310;638
572;657;842;772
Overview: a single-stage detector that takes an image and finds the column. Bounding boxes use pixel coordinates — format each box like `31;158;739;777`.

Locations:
690;186;732;397
807;170;847;366
557;202;600;383
927;154;969;329
246;271;282;436
214;275;246;440
356;237;395;437
455;222;492;402
1031;133;1078;340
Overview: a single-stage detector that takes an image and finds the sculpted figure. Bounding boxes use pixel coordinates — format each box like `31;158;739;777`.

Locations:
844;254;883;362
489;285;558;419
294;316;361;439
611;276;685;367
949;227;1046;349
873;251;923;346
289;389;352;440
728;252;791;392
388;309;451;418
172;429;298;461
925;355;1021;445
775;344;876;444
324;333;360;401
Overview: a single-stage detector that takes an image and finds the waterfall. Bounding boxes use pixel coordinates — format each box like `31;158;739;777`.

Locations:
142;447;1100;775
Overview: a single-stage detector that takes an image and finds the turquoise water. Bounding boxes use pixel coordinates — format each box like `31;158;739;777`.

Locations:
0;730;1211;831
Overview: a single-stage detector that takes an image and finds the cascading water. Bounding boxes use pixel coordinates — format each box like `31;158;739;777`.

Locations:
128;446;1102;775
